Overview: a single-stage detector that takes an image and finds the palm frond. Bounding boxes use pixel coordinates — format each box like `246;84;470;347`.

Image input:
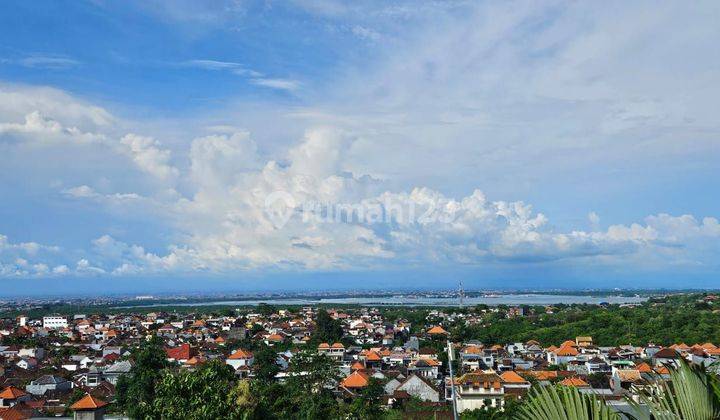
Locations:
629;361;719;420
515;385;620;420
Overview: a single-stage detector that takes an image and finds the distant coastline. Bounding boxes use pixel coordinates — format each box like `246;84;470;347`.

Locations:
112;293;647;309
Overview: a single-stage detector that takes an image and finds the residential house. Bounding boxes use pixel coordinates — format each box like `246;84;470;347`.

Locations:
447;372;505;413
395;374;440;402
26;375;73;396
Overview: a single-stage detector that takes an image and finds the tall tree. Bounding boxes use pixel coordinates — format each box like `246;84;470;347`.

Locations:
286;350;342;419
252;345;280;383
149;360;246;420
115;336;169;419
313;309;344;343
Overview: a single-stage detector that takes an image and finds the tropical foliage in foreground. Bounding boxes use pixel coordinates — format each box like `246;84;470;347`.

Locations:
519;362;720;420
517;385;619;420
116;339;720;419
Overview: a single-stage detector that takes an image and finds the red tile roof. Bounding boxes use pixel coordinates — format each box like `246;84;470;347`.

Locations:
0;386;28;399
636;362;652;373
71;394;109;410
555;345;579;356
342;371;370;388
0;405;32;420
165;343;193;361
427;326;448;335
559;377;589;387
500;371;529;384
228;349;253;360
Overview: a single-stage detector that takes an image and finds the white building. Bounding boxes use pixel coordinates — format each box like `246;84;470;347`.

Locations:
226;349;254;370
43;316;68;329
446;372;505;413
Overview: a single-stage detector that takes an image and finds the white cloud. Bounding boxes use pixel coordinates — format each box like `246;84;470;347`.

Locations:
92;129;716;273
250;78;301;91
0;111;104;144
62;185;142;203
16;54;80;69
0;234;63;277
52;265;69;275
76;258;105;274
183;59;244;70
120;134;179;182
0;84;113;128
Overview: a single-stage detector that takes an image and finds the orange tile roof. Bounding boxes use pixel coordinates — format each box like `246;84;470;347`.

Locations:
655;366;670;375
366;351;382;361
0;405;32;420
165;343;193;360
184;356;206;366
342;371;370;388
616;370;642;382
546;345;558;352
0;386;28;399
331;342;345;348
318;342;330;349
526;371;558;381
500;371;529;384
427;326;448;335
560;340;577;348
702;342;717;350
71;394;109;410
228;349;253;359
462;346;483;354
636;362;653;373
559;377;589;387
266;334;284;342
351;361;365;370
555;346;579;356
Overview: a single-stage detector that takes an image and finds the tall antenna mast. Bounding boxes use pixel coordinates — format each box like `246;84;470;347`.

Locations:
458;279;465;308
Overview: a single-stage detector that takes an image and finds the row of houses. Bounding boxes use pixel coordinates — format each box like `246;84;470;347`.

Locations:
2;306;719;417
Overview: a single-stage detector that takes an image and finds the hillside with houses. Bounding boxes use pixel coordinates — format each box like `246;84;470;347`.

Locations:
1;297;720;418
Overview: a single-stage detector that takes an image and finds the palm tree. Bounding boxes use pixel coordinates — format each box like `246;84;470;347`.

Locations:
630;362;719;420
516;385;620;420
515;362;720;420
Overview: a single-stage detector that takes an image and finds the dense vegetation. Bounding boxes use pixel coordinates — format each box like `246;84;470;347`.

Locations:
384;294;720;346
114;337;720;419
462;296;720;346
7;292;720;350
115;338;396;419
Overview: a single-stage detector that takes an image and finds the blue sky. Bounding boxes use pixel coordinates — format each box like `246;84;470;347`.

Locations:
1;1;719;295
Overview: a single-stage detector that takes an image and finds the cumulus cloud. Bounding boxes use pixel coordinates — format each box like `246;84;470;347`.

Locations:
2;101;719;278
0;84;113;128
120;134;179;182
71;129;713;274
0;111;105;144
0;234;63;277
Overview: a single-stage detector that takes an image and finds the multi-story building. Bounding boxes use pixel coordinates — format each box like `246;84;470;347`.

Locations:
42;316;68;329
446;372;505;413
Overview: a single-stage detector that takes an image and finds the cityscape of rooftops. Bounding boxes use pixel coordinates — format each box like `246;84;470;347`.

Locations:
1;1;719;419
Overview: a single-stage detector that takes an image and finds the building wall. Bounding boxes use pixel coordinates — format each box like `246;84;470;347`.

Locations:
397;376;440;402
43;316;68;329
